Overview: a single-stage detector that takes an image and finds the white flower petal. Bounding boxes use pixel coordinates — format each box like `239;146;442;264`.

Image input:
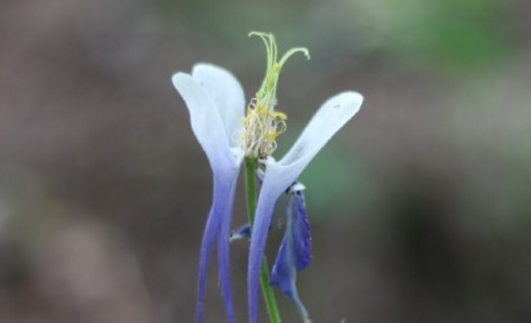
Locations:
172;73;241;170
192;64;245;148
280;91;363;167
248;92;363;323
257;91;363;197
174;68;244;323
266;90;363;211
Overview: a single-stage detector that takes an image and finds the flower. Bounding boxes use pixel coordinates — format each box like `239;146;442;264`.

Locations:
172;32;363;323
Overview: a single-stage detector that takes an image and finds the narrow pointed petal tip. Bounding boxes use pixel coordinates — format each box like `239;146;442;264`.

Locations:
171;72;188;91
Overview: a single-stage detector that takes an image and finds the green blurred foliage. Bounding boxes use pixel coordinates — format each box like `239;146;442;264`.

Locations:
155;0;513;71
351;0;510;69
300;144;377;221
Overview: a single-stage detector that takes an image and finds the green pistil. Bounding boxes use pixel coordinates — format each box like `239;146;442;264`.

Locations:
249;31;310;108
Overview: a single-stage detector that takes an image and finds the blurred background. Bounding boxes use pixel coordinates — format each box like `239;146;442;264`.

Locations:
1;0;531;322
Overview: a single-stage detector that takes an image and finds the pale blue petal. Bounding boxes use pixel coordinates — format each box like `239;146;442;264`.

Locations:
248;92;363;323
247;177;281;323
271;191;311;276
277;92;363;173
196;205;221;323
192;64;245;149
290;191;311;271
172;72;243;173
173;64;245;323
216;169;240;323
196;161;241;323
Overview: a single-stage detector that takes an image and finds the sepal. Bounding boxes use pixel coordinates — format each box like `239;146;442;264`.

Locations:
270;184;311;322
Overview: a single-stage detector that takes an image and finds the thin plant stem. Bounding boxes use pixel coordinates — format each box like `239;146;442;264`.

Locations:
244;157;282;323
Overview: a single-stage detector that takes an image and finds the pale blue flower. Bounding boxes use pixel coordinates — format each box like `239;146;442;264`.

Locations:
172;33;363;323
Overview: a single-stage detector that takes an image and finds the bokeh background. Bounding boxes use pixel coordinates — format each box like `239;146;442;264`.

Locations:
1;0;531;322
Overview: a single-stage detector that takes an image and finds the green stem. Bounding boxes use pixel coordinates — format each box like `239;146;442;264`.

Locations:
244;157;282;323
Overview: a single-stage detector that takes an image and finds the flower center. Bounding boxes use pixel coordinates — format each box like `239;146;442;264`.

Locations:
240;32;310;159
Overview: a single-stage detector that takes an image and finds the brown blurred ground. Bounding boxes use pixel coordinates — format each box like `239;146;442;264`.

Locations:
1;0;531;322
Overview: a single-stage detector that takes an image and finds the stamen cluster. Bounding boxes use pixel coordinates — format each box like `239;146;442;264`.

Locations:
240;32;309;159
241;97;287;158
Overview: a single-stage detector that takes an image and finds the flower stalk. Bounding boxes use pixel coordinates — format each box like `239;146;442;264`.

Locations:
244;156;282;323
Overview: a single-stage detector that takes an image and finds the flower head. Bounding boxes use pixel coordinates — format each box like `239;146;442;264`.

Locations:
172;32;364;323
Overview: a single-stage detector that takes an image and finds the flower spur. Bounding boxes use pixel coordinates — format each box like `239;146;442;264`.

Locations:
172;32;363;323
